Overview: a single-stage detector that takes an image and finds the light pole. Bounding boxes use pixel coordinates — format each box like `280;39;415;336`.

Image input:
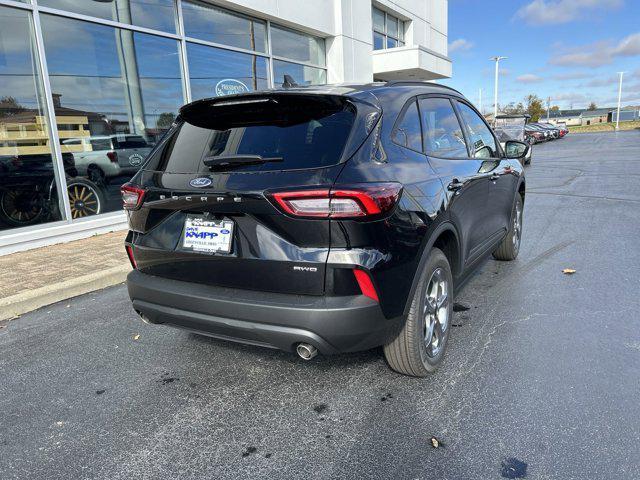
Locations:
616;72;624;130
490;56;507;124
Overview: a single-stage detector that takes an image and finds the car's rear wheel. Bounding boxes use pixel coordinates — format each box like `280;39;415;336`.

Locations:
493;194;523;261
384;247;453;377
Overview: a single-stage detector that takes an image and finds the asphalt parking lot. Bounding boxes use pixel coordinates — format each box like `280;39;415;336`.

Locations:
2;131;639;479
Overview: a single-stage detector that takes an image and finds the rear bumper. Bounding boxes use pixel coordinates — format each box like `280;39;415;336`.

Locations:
127;270;402;354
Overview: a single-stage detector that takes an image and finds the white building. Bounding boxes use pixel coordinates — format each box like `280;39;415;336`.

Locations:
0;0;450;254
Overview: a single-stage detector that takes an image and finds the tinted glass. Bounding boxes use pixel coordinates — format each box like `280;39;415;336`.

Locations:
153;104;355;173
271;25;325;66
273;60;326;86
372;7;385;32
419;98;468;158
387;17;398;38
373;32;384;50
182;0;266;53
41;14;184;218
187;42;269;99
456;101;499;158
39;0;177;33
0;6;64;231
392;101;422;151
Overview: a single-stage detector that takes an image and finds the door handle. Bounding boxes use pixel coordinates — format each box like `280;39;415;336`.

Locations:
447;180;464;192
489;173;500;181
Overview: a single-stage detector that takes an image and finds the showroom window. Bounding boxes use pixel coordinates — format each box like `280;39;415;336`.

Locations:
182;1;267;53
372;7;405;50
0;6;64;232
40;14;185;219
38;0;178;33
0;0;327;236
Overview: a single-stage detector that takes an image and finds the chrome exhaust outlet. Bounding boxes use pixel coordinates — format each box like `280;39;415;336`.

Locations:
296;343;318;360
135;310;155;325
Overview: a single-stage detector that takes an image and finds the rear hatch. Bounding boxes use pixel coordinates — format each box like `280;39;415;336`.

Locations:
126;92;380;295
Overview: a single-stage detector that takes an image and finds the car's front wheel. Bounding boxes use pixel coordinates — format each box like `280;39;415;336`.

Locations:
384;247;453;377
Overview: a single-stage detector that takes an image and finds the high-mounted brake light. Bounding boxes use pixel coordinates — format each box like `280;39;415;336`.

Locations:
269;183;401;219
353;269;379;302
121;183;146;210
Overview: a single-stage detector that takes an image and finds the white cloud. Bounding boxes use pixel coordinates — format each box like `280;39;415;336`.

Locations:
516;74;544;83
550;32;640;67
516;0;623;26
448;38;473;54
551;71;591;80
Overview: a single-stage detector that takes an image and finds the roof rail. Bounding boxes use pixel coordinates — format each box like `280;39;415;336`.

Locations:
384;80;462;95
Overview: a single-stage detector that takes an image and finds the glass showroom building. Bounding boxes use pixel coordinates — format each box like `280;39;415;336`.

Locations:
0;0;451;254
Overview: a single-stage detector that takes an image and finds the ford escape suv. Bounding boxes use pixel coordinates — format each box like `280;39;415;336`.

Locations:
123;82;528;377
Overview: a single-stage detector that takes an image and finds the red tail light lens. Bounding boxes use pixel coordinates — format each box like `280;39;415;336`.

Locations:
125;245;137;269
353;269;379;302
269;183;402;219
107;151;118;163
121;183;146;210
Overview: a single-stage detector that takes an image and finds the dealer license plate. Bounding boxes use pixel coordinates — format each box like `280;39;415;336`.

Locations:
182;216;234;253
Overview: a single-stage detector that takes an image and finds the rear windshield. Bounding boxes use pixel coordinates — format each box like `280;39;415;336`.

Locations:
149;96;356;173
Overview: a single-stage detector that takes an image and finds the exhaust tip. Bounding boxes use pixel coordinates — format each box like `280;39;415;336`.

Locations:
135;310;156;325
296;343;318;360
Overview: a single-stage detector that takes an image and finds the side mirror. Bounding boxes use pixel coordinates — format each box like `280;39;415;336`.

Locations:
504;140;529;159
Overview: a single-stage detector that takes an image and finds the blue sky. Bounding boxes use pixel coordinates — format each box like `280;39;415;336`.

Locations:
440;0;640;112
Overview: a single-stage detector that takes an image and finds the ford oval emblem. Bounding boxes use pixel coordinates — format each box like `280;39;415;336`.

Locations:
189;177;212;188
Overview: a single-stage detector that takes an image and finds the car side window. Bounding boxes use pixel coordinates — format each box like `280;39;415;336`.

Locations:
418;97;468;158
456;101;499;159
391;100;422;152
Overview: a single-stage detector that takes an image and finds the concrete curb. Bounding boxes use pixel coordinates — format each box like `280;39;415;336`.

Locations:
0;264;131;321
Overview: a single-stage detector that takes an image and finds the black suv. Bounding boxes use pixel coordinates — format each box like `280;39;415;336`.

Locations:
123;82;528;377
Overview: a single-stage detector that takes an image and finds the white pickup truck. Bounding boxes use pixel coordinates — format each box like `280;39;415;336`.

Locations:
62;134;152;182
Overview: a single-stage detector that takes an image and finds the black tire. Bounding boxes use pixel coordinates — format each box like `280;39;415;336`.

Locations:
492;194;523;261
384;247;453;377
0;188;47;227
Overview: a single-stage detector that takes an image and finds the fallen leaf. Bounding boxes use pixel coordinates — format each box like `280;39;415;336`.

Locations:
430;436;439;448
133;334;140;340
562;268;576;274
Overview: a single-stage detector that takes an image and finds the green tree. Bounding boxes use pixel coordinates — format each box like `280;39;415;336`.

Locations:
156;112;176;128
502;102;525;115
550;105;560;112
524;94;545;122
587;102;597;110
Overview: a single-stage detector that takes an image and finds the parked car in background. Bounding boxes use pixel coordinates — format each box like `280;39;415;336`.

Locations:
538;122;568;138
526;124;551;141
532;123;560;139
123;82;529;377
62;134;152;184
494;114;532;165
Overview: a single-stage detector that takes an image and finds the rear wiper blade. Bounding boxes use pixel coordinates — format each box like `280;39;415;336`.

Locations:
203;154;283;169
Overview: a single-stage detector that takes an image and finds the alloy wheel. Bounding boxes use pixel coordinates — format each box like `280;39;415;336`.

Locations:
512;202;522;251
423;267;450;358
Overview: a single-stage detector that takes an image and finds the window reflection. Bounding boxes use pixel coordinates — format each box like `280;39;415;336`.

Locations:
38;0;177;33
0;7;64;231
182;0;266;53
273;60;326;86
187;43;268;100
271;25;325;66
41;14;184;218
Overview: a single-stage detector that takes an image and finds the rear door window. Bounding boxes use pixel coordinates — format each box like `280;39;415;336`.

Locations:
418;97;468;158
151;97;356;173
392;100;422;152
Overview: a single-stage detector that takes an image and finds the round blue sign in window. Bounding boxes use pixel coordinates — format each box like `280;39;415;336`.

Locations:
215;79;249;97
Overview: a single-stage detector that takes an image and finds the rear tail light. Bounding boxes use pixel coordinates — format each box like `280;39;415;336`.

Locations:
269;183;402;219
107;151;118;163
125;245;137;269
121;183;146;210
353;268;379;302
